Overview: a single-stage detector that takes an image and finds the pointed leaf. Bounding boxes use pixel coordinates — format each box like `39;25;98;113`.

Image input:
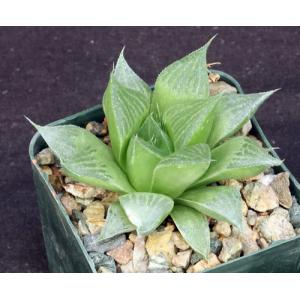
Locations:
152;37;214;114
138;114;173;155
171;205;209;258
114;48;151;99
164;95;221;150
119;192;174;236
208;90;277;147
177;186;242;229
151;143;211;197
28;120;134;193
103;53;151;168
196;136;282;186
126;135;163;192
99;202;135;241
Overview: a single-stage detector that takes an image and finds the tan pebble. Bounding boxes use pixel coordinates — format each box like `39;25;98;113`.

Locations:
107;240;133;265
187;253;220;273
129;233;137;243
41;166;53;176
145;229;175;262
61;193;81;216
218;237;242;262
257;237;269;249
172;250;192;268
213;221;231;237
172;232;190;251
242;200;248;217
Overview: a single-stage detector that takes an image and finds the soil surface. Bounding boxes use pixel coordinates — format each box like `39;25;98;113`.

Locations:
0;27;299;272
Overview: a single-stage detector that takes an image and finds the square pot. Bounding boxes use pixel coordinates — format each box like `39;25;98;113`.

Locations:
29;71;300;272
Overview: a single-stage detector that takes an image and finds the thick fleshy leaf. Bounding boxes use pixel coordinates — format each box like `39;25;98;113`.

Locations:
208;90;277;148
164;95;221;150
27;119;134;193
171;205;209;258
99;202;135;241
103;53;151;168
138;114;173;156
114;49;151;99
151;37;214;114
196;136;282;186
119;192;174;236
126;135;163;192
176;186;242;229
151;143;211;197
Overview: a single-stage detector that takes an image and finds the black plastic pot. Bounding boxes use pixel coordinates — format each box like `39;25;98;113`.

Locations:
29;71;300;272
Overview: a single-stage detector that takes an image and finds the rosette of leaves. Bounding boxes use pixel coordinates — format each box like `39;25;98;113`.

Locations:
28;38;281;258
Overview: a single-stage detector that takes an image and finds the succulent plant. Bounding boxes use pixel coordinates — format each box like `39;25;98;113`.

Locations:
28;37;282;258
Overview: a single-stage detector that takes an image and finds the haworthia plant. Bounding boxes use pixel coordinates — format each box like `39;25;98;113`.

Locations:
28;37;282;258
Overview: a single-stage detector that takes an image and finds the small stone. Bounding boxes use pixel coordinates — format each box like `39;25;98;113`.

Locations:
240;120;252;136
49;166;64;193
103;135;111;146
209;232;222;255
129;233;137;243
172;232;190;251
64;176;75;184
238;218;260;255
83;201;106;234
99;266;113;273
242;200;248;216
218;237;242;262
219;178;243;190
171;266;184;273
78;220;90;236
258;214;296;242
247;209;258;226
36;148;55;165
289;198;300;228
75;197;94;208
100;192;119;208
270;172;293;209
208;72;220;83
172;250;192;268
120;260;134;273
187;253;220;273
64;183;105;199
259;174;275;186
145;227;175;262
213;221;231;237
89;252;116;272
133;236;148;273
271;207;290;221
41;166;53;176
85;121;107;137
60;193;81;216
242;182;279;212
242;173;264;183
148;253;170;273
83;233;126;253
294;228;300;235
209;81;237;96
107;240;133;265
257;237;269;249
190;252;202;265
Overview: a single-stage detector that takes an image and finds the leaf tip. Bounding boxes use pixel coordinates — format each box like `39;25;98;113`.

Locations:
25;116;40;130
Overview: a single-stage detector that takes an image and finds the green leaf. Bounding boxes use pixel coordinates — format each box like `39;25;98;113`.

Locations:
119;192;174;236
151;37;214;114
138;114;173;155
99;202;136;241
151;143;211;198
196;136;282;186
27;119;134;193
176;186;242;229
164;95;221;150
126;135;163;192
114;48;151;99
171;205;209;258
103;52;151;168
208;90;277;148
